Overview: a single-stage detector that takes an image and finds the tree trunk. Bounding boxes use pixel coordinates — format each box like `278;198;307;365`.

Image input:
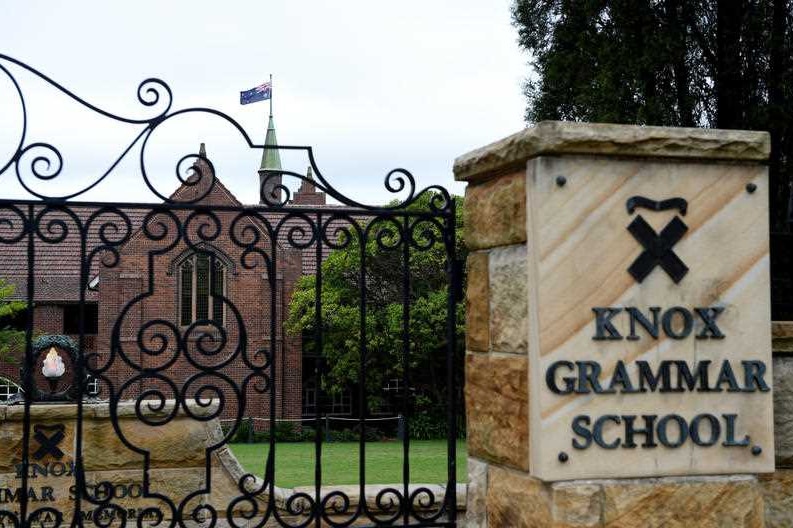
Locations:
631;0;661;123
768;0;788;230
715;0;744;128
666;0;695;126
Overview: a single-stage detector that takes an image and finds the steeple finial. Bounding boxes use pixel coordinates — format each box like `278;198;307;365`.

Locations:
259;114;282;171
306;166;313;180
258;113;282;204
199;142;206;158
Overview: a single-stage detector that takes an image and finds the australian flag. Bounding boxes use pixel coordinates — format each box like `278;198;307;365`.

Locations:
240;82;272;105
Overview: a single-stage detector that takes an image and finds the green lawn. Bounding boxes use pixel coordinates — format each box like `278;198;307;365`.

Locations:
230;440;467;489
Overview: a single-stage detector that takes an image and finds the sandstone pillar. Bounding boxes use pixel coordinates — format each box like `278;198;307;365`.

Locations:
456;121;780;527
765;323;793;527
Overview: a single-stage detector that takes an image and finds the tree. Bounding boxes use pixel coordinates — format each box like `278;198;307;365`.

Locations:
0;279;28;364
286;193;465;418
511;0;793;230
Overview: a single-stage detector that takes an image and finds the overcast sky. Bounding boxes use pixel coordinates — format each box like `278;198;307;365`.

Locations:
0;1;527;206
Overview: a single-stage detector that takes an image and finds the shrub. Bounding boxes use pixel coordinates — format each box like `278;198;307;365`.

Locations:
349;425;385;442
409;412;445;440
408;411;466;440
274;421;303;442
299;426;317;442
233;418;255;443
329;428;357;442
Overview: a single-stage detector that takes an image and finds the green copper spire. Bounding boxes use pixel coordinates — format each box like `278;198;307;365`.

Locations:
260;115;281;171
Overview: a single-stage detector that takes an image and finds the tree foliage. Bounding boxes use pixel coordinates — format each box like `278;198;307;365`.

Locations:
512;0;793;229
0;279;27;364
286;194;465;415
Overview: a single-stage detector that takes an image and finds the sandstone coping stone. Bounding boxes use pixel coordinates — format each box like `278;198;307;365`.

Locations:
465;353;529;470
454;121;771;182
463;170;526;251
465;457;488;528
466;251;489;352
3;398;220;420
488;244;528;354
773;355;793;467
760;468;793;528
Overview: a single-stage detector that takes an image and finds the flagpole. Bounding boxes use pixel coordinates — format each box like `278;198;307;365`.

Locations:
269;74;273;118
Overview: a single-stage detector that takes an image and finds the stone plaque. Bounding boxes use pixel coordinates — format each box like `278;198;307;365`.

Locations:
528;155;775;480
0;401;255;525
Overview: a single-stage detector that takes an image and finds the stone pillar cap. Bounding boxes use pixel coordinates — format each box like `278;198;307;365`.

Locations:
454;121;771;182
0;398;221;420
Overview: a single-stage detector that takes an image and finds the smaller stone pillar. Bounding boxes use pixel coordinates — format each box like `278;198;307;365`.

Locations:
765;323;793;525
0;400;256;524
456;121;776;527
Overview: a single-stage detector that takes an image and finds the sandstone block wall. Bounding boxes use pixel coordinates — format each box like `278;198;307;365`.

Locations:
0;400;247;524
0;401;465;526
456;121;790;527
765;324;793;527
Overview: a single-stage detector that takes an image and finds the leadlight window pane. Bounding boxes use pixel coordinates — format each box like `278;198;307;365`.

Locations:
180;261;193;326
212;263;224;324
0;378;20;401
331;389;352;415
195;255;210;321
303;379;317;416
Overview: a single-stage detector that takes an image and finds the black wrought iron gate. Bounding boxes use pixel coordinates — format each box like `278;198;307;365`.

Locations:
0;56;460;528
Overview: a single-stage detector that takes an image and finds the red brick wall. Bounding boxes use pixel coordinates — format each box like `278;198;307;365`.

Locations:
34;304;63;334
0;166;310;422
94;179;304;423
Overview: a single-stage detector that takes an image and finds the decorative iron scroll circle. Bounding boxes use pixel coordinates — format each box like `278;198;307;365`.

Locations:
0;54;454;215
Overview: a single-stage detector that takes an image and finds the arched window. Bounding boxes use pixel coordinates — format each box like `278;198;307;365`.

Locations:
0;377;20;402
179;253;226;326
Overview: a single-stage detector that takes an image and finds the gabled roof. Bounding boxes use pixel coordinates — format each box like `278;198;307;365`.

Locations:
0;206;150;301
0;157;343;302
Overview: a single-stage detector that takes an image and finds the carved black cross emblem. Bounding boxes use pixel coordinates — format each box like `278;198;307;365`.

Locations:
626;196;689;284
33;424;65;460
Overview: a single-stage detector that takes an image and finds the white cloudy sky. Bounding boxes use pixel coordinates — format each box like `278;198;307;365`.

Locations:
0;1;527;205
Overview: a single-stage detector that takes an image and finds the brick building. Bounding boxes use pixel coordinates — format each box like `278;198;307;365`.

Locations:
0;115;337;422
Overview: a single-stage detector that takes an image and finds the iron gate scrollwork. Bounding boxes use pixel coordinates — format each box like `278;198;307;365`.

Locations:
0;55;460;528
